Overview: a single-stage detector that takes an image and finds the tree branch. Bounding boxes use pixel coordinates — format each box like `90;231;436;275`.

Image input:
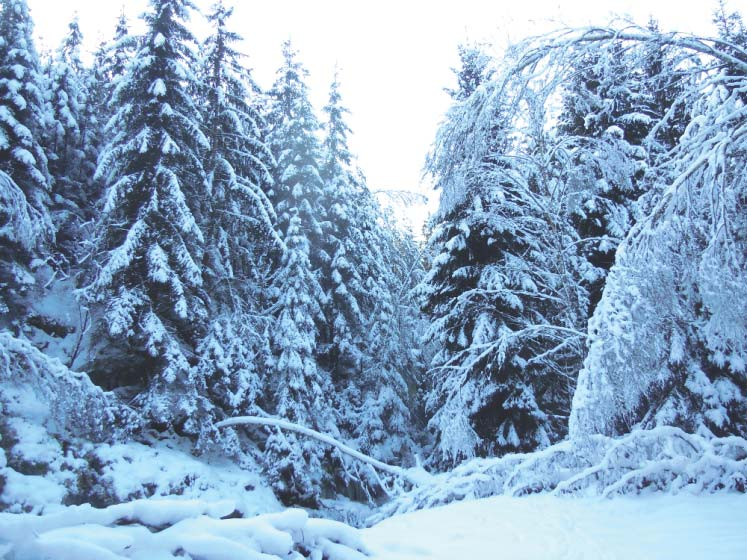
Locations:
216;416;433;486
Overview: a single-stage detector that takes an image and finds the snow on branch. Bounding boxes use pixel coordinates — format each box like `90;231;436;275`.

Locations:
510;25;747;76
216;416;432;486
378;427;747;519
0;332;115;439
0;171;48;251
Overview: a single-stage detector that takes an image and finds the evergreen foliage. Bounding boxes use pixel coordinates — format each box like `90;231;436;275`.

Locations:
44;16;94;258
86;0;211;430
421;44;589;466
2;0;745;518
193;2;277;443
0;0;52;323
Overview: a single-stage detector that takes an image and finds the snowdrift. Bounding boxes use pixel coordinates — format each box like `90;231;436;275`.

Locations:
0;498;369;559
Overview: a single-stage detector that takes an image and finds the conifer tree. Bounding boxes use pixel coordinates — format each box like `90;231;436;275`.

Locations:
263;211;331;506
199;0;277;299
319;76;420;470
0;0;53;322
318;74;367;387
421;44;588;466
446;42;492;101
263;41;333;505
354;205;424;466
45;16;92;256
107;11;137;83
558;29;691;315
91;10;136;131
265;41;325;253
0;0;50;218
82;11;136;220
570;23;747;441
86;0;210;430
193;1;277;445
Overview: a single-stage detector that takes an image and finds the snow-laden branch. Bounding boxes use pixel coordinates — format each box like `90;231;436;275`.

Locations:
376;426;747;520
512;26;747;76
216;416;432;486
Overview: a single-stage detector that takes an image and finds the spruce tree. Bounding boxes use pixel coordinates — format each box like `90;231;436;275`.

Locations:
571;24;747;441
86;0;210;430
193;1;277;446
265;41;325;249
82;11;136;220
45;16;92;257
318;74;367;388
263;41;333;505
199;0;277;299
0;0;52;323
319;76;420;472
91;10;136;131
422;45;588;466
0;0;50;218
558;30;690;316
263;210;331;506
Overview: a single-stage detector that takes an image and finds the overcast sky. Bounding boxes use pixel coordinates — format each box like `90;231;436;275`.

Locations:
25;0;747;216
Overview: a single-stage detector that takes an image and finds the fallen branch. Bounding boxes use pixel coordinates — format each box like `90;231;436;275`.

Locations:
216;416;432;486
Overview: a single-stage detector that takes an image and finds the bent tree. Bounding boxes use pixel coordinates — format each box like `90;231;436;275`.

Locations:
422;23;747;468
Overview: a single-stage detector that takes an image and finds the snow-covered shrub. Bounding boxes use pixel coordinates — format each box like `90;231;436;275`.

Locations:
0;332;115;440
379;427;747;518
1;419;279;515
0;331;123;512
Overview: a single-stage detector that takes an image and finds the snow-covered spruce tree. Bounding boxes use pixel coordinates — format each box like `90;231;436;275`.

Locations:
85;0;211;431
420;43;504;467
318;73;365;383
356;208;425;467
44;17;96;258
263;41;335;506
421;43;589;467
0;0;53;324
192;1;278;450
88;10;137;139
712;0;747;95
318;76;421;483
104;10;137;86
446;41;493;101
198;0;277;298
79;11;137;235
265;41;325;253
264;211;332;506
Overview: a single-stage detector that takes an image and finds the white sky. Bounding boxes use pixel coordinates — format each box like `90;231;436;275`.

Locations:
25;0;747;224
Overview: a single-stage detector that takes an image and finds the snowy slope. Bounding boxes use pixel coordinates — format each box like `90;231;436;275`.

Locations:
364;494;747;560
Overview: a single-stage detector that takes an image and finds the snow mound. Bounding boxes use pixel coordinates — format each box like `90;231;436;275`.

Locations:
0;499;370;560
380;427;747;518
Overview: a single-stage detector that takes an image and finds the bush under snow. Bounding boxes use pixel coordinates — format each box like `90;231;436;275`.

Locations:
379;426;747;518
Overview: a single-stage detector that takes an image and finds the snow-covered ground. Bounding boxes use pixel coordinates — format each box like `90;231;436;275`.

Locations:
3;493;745;559
364;494;747;560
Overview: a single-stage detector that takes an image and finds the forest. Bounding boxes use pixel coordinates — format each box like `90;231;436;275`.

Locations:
1;0;746;557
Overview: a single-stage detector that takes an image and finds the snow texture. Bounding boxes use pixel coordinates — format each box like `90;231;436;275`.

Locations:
0;501;369;560
365;493;747;560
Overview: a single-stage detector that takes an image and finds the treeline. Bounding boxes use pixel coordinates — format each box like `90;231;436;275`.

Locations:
0;0;424;506
3;0;747;512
